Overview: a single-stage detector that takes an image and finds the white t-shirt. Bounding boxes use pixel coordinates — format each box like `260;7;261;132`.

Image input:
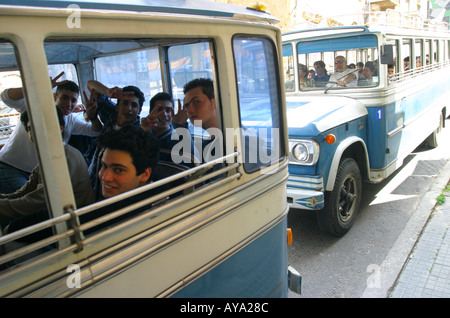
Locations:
0;89;100;173
328;69;358;87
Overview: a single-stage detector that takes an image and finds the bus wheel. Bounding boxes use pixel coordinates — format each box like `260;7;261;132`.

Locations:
426;111;444;148
316;158;362;237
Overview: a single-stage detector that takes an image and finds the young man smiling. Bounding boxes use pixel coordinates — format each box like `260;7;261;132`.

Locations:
96;126;159;200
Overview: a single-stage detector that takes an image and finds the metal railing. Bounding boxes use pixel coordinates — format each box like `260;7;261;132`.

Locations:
0;152;240;269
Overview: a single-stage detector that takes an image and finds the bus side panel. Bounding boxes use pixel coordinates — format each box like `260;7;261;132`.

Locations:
172;218;288;298
366;73;450;173
366;106;389;170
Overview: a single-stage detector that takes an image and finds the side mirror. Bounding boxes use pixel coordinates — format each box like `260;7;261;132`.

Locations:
380;44;394;64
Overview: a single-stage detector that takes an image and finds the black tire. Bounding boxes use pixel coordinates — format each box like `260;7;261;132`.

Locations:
316;158;362;236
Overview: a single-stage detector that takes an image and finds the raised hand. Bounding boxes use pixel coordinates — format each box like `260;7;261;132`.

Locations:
172;99;188;126
107;86;134;101
50;71;68;88
140;104;160;131
83;89;98;121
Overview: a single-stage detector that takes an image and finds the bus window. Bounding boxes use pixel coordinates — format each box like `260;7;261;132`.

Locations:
433;40;439;63
95;47;162;117
425;39;432;65
402;38;412;72
386;39;399;82
233;36;284;172
415;39;423;69
48;64;78;85
292;34;379;90
282;43;294;92
168;42;212;102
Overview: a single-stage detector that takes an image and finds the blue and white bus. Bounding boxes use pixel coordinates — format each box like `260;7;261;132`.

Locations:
282;23;450;236
0;0;300;298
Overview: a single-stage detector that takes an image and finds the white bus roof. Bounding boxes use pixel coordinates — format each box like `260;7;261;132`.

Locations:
0;0;278;23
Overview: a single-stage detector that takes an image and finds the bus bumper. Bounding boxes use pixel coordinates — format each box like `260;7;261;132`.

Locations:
287;187;324;210
288;265;302;294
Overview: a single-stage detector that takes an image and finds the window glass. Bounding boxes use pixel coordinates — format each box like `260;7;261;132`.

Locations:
415;39;423;69
282;43;294;92
402;39;412;72
233;36;283;172
95;48;162;117
168;42;212;102
294;35;379;90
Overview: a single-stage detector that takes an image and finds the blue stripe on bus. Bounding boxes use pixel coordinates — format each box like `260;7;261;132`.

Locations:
172;218;288;298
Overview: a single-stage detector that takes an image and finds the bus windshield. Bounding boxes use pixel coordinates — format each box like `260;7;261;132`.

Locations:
283;34;379;91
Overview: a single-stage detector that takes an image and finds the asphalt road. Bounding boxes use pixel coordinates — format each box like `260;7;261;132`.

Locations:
287;118;450;298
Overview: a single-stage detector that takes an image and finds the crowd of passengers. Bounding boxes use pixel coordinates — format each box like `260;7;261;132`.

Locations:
295;56;379;88
0;73;218;238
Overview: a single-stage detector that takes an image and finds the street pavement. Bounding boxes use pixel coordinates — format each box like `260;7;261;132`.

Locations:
360;158;450;298
389;176;450;298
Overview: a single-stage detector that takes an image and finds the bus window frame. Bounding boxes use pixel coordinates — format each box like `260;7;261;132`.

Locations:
232;34;285;174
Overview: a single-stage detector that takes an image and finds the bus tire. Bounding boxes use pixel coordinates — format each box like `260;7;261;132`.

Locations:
316;158;362;237
425;111;444;148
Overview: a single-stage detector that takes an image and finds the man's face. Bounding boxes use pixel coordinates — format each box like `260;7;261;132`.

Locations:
55;89;79;115
152;100;173;131
334;57;347;72
99;148;150;198
362;66;373;79
183;86;216;130
116;95;141;127
314;64;324;76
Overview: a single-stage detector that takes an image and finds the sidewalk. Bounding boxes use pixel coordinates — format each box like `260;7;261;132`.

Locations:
389;179;450;298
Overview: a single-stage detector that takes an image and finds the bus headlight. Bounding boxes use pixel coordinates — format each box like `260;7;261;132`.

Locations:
289;140;319;165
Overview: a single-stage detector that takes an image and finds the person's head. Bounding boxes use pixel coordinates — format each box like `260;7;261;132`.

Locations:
313;60;327;76
334;56;347;72
416;56;421;68
388;64;394;75
97;126;160;198
183;78;217;130
298;64;308;79
362;61;375;79
54;81;80;116
149;92;174;132
356;62;364;71
116;86;145;128
21;107;65;143
403;56;410;69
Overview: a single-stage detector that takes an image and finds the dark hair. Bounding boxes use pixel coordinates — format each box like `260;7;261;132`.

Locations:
97;126;160;175
55;80;80;95
364;61;375;73
122;86;145;111
150;92;174;111
21;107;65;136
313;60;326;69
183;78;214;99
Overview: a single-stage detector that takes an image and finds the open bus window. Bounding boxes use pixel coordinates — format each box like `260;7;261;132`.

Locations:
291;35;379;90
0;37;226;254
233;36;284;172
42;38;223;238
